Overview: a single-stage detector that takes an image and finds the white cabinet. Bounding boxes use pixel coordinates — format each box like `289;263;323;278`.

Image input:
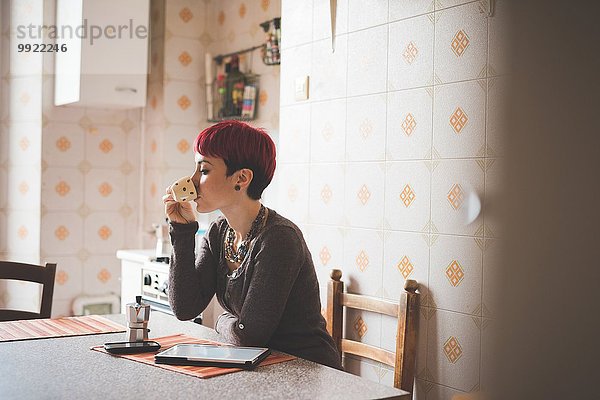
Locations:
54;0;150;108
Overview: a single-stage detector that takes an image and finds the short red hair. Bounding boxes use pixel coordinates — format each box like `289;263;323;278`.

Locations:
193;120;276;200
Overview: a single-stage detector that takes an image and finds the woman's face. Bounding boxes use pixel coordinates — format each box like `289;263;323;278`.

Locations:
190;153;237;213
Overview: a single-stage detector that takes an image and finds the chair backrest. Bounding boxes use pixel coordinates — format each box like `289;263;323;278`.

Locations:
326;269;419;393
0;261;57;322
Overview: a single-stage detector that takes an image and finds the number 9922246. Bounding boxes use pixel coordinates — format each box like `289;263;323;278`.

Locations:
17;43;67;52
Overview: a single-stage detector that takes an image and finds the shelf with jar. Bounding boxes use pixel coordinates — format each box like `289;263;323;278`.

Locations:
205;18;280;122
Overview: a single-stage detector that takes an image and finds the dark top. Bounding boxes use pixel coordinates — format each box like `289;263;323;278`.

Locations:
168;208;342;370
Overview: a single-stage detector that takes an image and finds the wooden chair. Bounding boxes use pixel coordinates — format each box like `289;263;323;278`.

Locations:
326;269;419;393
0;261;57;322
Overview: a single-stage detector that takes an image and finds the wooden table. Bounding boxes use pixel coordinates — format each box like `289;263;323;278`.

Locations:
0;312;410;399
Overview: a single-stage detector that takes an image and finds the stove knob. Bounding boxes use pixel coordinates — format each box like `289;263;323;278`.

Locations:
143;273;152;286
158;281;168;295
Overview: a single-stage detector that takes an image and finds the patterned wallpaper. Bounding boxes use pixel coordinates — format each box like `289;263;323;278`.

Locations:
277;0;507;398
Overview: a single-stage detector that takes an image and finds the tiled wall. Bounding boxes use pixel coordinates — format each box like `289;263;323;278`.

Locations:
277;0;506;397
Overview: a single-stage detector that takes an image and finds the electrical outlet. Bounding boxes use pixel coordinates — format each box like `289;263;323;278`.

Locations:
294;76;309;101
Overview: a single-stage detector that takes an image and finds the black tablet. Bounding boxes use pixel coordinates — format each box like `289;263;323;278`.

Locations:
154;343;271;369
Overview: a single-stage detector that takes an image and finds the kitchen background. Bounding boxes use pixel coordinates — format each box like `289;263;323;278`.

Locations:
0;0;508;398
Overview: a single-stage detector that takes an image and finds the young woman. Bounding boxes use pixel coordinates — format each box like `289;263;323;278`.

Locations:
163;120;342;370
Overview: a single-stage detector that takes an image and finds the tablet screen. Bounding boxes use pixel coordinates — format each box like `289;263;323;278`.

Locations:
156;343;268;363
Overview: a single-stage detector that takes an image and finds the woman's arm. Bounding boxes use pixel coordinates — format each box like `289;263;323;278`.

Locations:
168;220;220;321
216;225;302;346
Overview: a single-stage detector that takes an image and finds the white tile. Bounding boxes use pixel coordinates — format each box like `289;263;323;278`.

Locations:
426;382;466;400
9;76;42;121
383;231;430;302
164;37;203;81
0;125;7;165
48;256;83;301
435;0;474;9
281;0;313;49
41;212;84;256
487;77;508;157
279;103;310;163
347;25;388;96
313;0;349;41
482;239;501;318
387;88;433;160
480;317;497;392
5;211;40;258
85;125;127;168
379;365;394;387
390;0;435;22
431;160;484;236
83;255;121;296
0;211;6;253
274;164;310;225
311;35;348;101
346;93;386;161
163;80;205;125
388;15;435;91
42;167;84;211
346;308;382;348
488;0;510;76
85;109;128;126
310;99;346;162
7;165;41;211
344;162;385;229
144;168;163;215
304;225;345;286
342;228;384;297
433;80;486;158
430;235;483;315
308;163;345;226
426;309;481;391
50;299;74;318
0;168;6;209
384;161;431;232
84;212;126;255
279;44;311;106
42;122;86;168
484;158;504;238
84;169;126;211
344;355;382;385
348;0;388;31
434;2;488;83
163;124;198;169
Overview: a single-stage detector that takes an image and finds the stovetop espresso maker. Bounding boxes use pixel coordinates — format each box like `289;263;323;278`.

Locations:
125;296;150;342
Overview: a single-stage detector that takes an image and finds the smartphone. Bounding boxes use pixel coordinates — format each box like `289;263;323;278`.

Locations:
103;340;161;354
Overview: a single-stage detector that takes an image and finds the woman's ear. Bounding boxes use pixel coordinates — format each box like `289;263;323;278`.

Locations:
236;168;254;190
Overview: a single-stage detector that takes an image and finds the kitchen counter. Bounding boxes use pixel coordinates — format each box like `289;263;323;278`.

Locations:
0;312;410;399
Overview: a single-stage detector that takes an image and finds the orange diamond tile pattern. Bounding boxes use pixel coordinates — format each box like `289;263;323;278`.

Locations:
239;3;247;18
55;226;69;241
55;181;71;197
56;136;71;151
397;255;414;279
403;41;419;64
261;0;270;11
177;139;190;154
99;139;113;153
447;183;464;210
151;140;157;153
400;184;416;208
451;29;470;57
360;119;373;139
218;11;225;25
450;107;468;134
97;268;111;283
19;137;30;151
19;182;29;195
17;226;28;239
354;316;368;338
321;184;332;204
401;113;417;136
178;95;191;110
178;51;192;66
98;226;112;240
356;250;369;272
56;270;69;285
319;247;331;266
446;260;465;287
179;7;193;23
443;336;463;363
287;185;298;202
357;184;371;205
259;90;268;106
98;182;112;197
150;183;157;197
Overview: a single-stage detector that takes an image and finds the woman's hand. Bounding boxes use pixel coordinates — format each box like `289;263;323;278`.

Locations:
163;186;196;224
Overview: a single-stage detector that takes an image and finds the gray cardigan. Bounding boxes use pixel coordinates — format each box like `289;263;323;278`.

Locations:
168;208;342;370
